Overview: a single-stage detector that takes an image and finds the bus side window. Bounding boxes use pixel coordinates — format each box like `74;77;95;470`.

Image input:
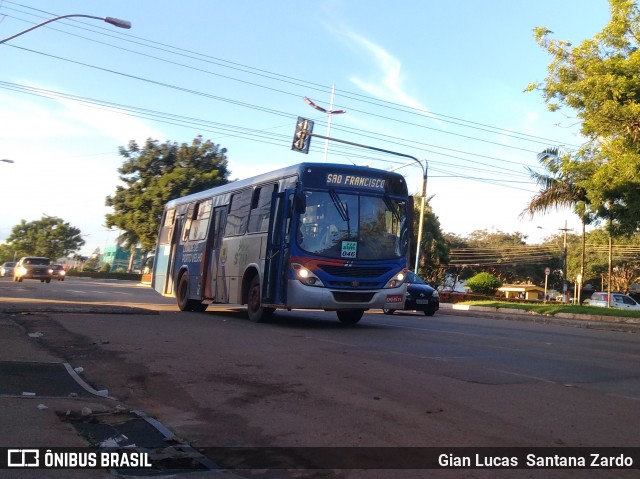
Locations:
158;209;176;244
224;189;252;236
188;199;212;241
181;203;197;242
247;184;278;233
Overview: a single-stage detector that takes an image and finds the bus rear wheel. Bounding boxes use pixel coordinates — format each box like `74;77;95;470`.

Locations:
177;273;206;312
246;275;271;323
337;309;364;325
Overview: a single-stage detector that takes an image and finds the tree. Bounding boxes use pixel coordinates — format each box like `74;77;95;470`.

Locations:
105;136;230;252
466;272;502;296
411;196;449;286
577;227;640;292
522;146;592;298
5;216;85;259
528;0;640;233
448;229;556;285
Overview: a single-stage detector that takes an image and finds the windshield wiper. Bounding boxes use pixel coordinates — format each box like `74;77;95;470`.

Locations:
383;195;401;222
329;189;350;222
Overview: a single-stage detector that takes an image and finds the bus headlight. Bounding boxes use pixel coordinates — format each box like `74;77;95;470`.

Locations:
292;263;324;287
385;269;407;288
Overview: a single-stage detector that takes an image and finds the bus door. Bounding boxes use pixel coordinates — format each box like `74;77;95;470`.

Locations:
153;208;178;296
206;206;227;301
263;189;296;305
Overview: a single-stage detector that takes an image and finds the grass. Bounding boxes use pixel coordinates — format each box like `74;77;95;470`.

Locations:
459;300;640;319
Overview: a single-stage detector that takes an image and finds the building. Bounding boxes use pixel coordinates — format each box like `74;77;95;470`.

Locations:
498;284;547;301
102;245;142;272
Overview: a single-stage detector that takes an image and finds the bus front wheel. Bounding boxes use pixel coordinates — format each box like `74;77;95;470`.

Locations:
337;309;364;325
246;275;271;323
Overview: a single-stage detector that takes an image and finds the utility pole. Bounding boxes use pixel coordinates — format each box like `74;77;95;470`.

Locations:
560;220;570;303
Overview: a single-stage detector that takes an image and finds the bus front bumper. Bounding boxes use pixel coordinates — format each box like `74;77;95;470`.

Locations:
286;279;406;310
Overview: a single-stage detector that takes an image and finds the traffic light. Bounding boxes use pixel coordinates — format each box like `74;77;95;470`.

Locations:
291;117;314;154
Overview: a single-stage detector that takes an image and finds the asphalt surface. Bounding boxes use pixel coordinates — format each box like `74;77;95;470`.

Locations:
1;282;639;478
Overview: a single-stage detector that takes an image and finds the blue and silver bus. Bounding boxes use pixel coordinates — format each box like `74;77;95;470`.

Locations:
152;162;412;324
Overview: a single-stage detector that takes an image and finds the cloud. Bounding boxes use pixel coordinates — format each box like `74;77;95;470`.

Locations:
337;29;430;113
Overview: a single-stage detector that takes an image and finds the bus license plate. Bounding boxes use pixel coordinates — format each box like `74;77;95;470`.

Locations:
386;294;404;303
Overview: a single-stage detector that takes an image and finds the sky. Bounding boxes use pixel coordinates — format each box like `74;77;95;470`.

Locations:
0;0;613;257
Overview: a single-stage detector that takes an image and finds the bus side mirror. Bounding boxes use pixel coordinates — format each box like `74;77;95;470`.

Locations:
295;192;306;214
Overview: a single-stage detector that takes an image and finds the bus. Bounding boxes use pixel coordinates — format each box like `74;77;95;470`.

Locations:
152;162;412;324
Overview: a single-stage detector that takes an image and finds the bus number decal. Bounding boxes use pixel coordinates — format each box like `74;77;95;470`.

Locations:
234;240;249;266
341;241;357;258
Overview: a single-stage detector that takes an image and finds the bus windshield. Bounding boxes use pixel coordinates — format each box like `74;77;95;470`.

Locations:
297;189;408;260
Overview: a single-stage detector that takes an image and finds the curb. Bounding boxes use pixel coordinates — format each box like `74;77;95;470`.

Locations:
439;304;640;333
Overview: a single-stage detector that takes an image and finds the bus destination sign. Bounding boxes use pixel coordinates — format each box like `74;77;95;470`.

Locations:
326;173;386;190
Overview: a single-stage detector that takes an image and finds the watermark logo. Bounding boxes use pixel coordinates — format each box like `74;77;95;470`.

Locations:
7;449;39;467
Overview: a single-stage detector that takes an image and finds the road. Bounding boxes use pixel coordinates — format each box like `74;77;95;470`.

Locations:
1;276;639;478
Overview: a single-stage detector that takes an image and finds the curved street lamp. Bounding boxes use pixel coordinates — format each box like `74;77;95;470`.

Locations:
1;159;15;163
304;86;346;162
0;14;131;44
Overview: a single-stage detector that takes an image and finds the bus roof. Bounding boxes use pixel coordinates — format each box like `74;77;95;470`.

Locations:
164;162;408;208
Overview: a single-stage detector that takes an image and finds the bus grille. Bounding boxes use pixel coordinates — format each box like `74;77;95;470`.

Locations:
332;292;375;303
319;265;391;278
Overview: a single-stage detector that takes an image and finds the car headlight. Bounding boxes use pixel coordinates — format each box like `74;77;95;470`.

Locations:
385;269;407;288
432;290;439;299
59;270;66;276
16;266;27;276
291;263;324;287
48;269;54;274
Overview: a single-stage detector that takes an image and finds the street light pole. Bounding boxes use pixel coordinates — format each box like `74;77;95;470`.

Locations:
1;159;15;163
304;91;345;163
0;14;131;44
388;160;428;273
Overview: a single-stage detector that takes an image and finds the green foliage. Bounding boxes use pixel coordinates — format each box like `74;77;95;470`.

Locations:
530;0;640;234
573;227;640;292
447;229;557;285
5;216;85;259
100;263;111;273
466;272;502;296
411;196;449;286
105;136;230;252
461;300;640;319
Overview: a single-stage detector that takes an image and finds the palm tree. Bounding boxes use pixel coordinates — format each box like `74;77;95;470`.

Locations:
521;147;591;302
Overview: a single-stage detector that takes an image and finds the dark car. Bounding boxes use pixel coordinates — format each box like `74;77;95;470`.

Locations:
13;257;53;283
383;271;439;316
0;261;16;277
51;264;66;281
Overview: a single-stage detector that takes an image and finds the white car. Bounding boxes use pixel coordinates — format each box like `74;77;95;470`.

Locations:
586;292;640;310
0;262;16;277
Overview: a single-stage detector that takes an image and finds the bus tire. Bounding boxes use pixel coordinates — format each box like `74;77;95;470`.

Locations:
176;273;205;312
247;275;270;323
337;309;364;325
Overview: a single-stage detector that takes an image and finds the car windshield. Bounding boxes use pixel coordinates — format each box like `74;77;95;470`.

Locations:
297;190;408;260
24;258;50;265
407;271;426;284
4;262;16;267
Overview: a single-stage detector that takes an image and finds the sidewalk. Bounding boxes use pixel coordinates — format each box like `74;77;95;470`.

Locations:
0;304;240;478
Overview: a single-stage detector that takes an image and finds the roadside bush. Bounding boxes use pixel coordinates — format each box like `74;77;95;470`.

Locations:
100;263;111;273
466;272;502;296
